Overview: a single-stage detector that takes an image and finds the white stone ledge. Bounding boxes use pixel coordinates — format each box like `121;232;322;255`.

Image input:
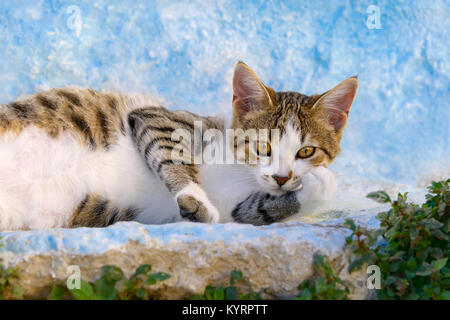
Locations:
0;215;378;299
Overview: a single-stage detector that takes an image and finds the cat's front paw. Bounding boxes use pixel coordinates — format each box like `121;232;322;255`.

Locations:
296;166;337;203
175;183;220;223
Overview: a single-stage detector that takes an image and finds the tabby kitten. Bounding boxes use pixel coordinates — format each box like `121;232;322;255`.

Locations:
0;62;357;230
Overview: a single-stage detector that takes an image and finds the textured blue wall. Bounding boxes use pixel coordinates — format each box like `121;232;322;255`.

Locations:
0;0;448;183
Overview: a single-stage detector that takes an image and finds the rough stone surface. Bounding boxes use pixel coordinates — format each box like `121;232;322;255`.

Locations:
0;215;378;299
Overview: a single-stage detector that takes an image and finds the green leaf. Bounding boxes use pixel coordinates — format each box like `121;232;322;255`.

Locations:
298;288;312;300
230;270;243;284
225;286;238;300
431;229;449;241
439;291;450;300
147;272;171;285
406;257;417;270
299;289;312;300
419;219;444;230
343;219;356;231
348;258;366;272
213;287;225;300
204;286;215;300
136;288;149;300
367;191;391;203
389;261;401;273
135;264;152;276
49;285;64;300
443;220;450;233
416;263;433;276
313;254;326;268
102;265;124;283
95;277;117;300
409;224;419;240
429;247;444;259
376;211;389;221
69;280;95;300
315;277;327;294
432;258;448;272
385;227;400;240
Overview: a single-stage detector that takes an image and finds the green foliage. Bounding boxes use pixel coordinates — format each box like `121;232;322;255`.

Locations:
51;264;170;300
49;284;65;300
189;270;262;300
0;236;23;300
0;265;23;300
366;190;392;203
296;253;349;300
345;179;450;300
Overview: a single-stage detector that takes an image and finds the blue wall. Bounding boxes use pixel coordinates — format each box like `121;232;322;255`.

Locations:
0;0;448;183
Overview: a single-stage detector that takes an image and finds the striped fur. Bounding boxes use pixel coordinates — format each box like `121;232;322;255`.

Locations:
0;88;128;149
70;194;139;228
128;107;223;194
232;192;300;226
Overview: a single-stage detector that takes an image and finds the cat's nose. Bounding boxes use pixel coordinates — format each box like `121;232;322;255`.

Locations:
272;175;290;186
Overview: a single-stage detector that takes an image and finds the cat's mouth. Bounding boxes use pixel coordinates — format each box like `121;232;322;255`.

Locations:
266;182;303;196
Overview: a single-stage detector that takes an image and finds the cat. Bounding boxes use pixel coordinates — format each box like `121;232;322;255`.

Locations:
0;62;357;230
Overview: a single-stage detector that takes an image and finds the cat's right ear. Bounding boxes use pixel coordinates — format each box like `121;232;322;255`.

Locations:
232;61;273;115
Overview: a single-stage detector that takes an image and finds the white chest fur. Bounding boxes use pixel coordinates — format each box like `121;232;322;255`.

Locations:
198;164;260;222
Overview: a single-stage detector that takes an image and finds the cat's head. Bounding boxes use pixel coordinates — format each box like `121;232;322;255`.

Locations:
230;61;357;195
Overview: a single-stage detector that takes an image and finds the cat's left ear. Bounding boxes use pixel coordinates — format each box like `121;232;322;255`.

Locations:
312;77;358;132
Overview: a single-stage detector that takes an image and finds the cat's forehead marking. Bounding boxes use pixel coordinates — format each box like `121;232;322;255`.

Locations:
270;91;316;135
282;117;301;143
277;118;302;155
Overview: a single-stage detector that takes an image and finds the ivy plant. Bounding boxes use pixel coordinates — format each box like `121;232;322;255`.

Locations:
51;264;170;300
345;179;449;300
189;270;262;300
0;236;23;300
296;253;350;300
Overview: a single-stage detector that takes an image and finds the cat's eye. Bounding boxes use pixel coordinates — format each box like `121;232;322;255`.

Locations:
297;146;316;159
255;141;271;157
